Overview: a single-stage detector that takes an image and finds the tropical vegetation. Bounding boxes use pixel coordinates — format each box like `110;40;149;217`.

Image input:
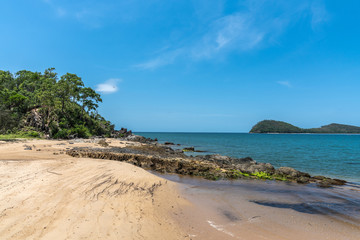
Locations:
0;68;114;139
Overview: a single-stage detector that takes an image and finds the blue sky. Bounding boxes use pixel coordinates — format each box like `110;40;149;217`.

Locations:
1;0;360;132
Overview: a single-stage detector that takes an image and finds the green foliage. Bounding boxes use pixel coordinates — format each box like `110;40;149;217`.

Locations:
71;125;91;139
53;129;71;139
226;169;289;182
0;131;40;140
251;171;273;180
273;175;288;181
307;123;360;134
227;169;250;179
0;68;115;138
250;120;302;133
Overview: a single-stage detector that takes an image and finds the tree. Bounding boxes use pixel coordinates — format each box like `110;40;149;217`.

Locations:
56;73;84;113
0;68;115;138
80;87;102;115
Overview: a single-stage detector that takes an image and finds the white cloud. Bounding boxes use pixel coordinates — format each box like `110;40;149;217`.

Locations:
192;12;266;59
96;78;121;94
277;81;292;88
137;0;329;70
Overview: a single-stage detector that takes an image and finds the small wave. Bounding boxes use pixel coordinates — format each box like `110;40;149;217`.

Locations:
207;220;235;237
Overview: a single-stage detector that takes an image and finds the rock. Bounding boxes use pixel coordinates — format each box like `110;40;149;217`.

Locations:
317;181;332;188
98;139;109;147
112;128;132;138
183;147;195;152
317;178;346;188
64;142;346;187
312;176;326;180
275;167;301;178
232;157;256;165
234;162;275;174
331;178;347;185
123;135;156;143
164;142;175;145
251;163;275;174
174;149;184;154
24;108;47;132
24;145;32;150
297;176;310;184
199;154;232;167
66;148;223;180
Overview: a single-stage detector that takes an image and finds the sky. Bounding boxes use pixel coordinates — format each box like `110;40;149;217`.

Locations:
1;0;360;132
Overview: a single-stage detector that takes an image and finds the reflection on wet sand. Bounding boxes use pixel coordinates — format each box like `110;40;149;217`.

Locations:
156;172;360;240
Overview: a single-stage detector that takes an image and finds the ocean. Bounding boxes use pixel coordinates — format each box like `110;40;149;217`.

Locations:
136;132;360;183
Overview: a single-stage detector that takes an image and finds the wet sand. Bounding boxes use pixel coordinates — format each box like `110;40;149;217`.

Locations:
0;139;359;239
165;174;360;240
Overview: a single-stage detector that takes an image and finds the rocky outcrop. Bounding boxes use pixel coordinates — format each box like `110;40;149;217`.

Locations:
182;147;206;152
66;148;224;180
111;128;132;138
24;108;47;132
66;144;347;188
119;134;157;143
183;147;195;152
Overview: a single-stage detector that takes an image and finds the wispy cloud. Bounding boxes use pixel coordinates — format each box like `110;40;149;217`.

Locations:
277;81;292;88
41;0;112;27
96;78;121;94
135;49;183;70
137;0;329;70
310;0;329;30
191;12;266;59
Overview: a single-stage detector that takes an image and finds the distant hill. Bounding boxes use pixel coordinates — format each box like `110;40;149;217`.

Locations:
250;120;360;134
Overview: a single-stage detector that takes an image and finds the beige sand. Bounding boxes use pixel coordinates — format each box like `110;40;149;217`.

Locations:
1;139;359;240
0;139;190;240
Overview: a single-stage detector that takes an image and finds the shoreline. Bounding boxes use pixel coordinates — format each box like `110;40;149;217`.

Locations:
136;132;360;183
66;136;348;188
174;175;360;240
0;139;359;239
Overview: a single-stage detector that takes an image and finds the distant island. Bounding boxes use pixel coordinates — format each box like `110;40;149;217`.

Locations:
250;120;360;134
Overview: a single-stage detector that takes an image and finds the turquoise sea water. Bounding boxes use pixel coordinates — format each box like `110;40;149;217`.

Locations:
136;132;360;183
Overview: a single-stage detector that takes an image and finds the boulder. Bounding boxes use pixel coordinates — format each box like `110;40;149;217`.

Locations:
198;154;232;166
297;176;310;184
275;167;300;178
235;162;275;174
183;147;195;152
317;178;346;188
123;135;155;143
232;157;256;165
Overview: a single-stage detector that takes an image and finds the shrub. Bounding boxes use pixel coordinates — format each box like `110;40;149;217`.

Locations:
72;125;91;138
53;129;71;139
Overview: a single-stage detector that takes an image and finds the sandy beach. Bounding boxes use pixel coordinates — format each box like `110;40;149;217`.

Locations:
0;139;359;240
0;139;190;239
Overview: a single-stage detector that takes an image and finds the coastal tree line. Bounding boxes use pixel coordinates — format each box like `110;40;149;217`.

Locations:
0;68;114;138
